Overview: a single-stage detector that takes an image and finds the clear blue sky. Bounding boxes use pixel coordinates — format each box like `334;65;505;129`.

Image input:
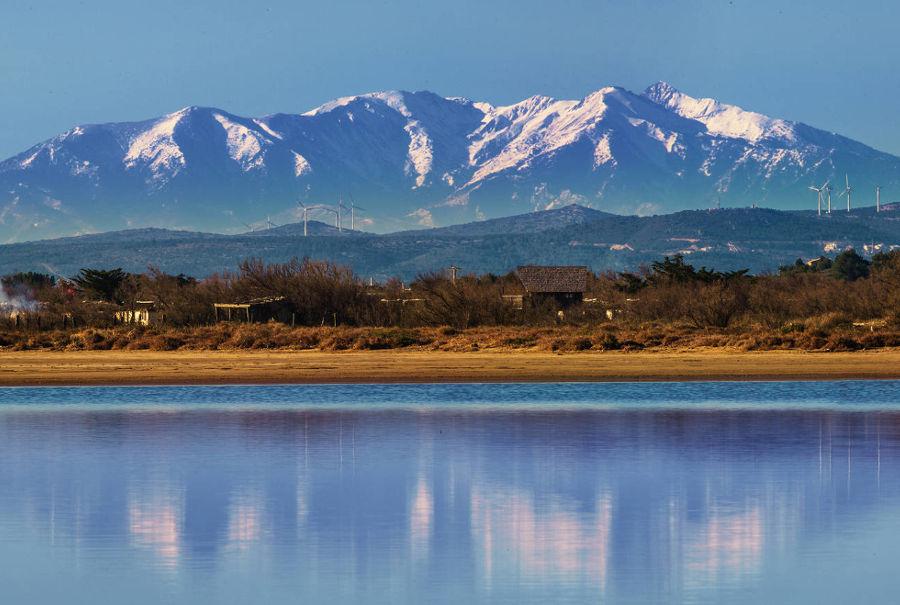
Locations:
2;0;899;159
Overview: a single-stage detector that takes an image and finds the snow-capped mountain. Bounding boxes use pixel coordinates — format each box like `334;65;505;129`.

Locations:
2;82;898;242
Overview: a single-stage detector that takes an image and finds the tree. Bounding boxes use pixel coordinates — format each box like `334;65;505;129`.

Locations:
832;249;870;281
615;272;645;293
872;249;900;273
1;272;56;291
72;268;128;302
648;254;748;285
808;256;833;272
649;255;698;284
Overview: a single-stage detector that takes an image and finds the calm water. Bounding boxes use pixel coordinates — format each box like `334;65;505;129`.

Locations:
1;382;899;604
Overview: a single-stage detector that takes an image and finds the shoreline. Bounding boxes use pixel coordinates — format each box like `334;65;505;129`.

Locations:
1;349;899;386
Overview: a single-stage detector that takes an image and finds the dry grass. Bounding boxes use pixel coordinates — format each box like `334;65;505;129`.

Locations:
2;314;898;353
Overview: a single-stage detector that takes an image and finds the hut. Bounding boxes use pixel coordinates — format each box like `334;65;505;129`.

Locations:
514;265;588;308
213;296;292;323
115;301;162;326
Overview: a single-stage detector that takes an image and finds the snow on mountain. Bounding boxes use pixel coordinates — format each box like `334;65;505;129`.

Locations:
2;82;900;243
212;113;270;172
643;82;797;143
123;110;187;181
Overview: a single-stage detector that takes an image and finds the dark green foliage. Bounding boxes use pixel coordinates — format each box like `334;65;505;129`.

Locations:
832;249;870;281
72;268;128;302
648;255;749;285
1;272;56;290
615;272;645;293
779;256;832;275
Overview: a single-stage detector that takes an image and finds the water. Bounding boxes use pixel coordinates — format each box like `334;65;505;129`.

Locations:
0;381;899;604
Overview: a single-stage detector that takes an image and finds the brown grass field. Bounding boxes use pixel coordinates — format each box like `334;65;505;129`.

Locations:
1;349;898;386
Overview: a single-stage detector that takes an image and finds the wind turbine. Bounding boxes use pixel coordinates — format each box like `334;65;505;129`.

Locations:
299;202;340;235
334;197;348;233
839;174;852;212
809;181;827;216
297;201;310;237
349;197;365;231
876;185;881;213
266;215;278;230
317;205;339;230
825;181;833;214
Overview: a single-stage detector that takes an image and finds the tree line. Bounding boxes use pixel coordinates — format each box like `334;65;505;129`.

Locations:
1;248;898;332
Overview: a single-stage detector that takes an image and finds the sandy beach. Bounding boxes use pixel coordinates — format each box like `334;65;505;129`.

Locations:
0;349;898;386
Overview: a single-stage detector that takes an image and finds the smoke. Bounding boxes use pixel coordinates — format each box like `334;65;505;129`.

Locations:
0;288;38;313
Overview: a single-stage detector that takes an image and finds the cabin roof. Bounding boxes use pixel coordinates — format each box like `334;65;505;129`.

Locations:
515;265;588;294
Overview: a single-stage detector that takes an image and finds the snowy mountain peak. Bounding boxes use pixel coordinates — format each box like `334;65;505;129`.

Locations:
303;90;412;117
642;81;680;102
642;81;796;143
3;81;900;243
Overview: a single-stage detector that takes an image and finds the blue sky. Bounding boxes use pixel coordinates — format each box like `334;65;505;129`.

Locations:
2;0;899;159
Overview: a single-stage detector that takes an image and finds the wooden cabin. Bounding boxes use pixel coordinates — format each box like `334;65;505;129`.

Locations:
514;265;588;308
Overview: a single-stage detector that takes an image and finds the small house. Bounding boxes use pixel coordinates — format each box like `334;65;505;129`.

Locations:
115;301;162;326
514;265;589;308
213;296;292;323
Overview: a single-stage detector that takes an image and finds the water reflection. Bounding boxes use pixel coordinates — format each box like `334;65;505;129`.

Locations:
1;399;899;603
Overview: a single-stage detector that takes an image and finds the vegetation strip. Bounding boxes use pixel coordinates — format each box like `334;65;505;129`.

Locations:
1;249;898;353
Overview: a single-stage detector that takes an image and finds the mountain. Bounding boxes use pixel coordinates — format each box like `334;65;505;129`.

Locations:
394;204;614;237
2;205;898;280
3;83;900;243
242;220;358;238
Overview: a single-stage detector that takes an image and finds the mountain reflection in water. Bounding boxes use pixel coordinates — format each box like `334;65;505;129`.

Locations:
0;385;899;604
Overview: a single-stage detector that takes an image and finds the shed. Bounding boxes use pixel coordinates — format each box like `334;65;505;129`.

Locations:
213;296;292;323
515;265;588;308
115;300;163;326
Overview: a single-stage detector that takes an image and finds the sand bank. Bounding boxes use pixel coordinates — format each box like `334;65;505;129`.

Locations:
0;349;898;386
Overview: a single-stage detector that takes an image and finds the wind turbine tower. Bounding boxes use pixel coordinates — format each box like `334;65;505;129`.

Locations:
319;205;340;230
876;185;881;213
809;182;825;216
336;197;346;233
350;203;365;231
346;193;367;231
840;174;852;212
297;201;310;237
825;182;833;214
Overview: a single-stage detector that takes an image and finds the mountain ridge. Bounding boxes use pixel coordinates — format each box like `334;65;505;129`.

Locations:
3;82;899;243
2;204;898;280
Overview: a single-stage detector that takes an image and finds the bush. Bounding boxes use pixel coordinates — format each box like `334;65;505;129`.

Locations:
599;333;621;350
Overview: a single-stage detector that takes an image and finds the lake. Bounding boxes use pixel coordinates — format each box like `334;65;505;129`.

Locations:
0;381;898;604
